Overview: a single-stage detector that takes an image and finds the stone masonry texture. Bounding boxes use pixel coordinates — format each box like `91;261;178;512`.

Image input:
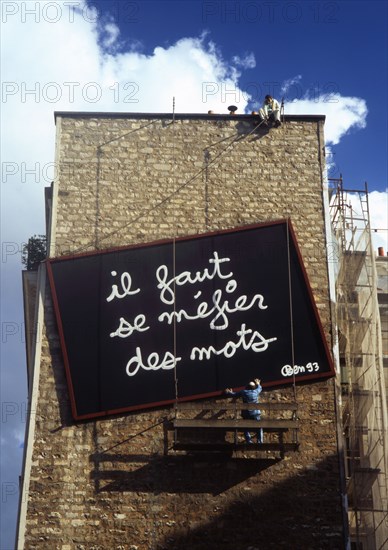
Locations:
20;114;344;550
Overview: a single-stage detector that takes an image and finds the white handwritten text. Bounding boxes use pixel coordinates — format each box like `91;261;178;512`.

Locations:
191;323;277;360
156;251;233;305
106;270;140;302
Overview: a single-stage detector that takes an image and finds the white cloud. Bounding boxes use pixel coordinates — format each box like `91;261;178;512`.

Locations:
368;190;388;251
280;74;302;96
286;94;368;145
231;52;256;70
1;9;254;120
99;21;121;50
1;1;256;249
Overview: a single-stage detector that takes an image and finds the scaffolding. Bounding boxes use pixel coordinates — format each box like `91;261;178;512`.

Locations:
330;177;388;549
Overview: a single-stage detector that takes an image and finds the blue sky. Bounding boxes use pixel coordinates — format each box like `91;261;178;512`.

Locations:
0;1;387;548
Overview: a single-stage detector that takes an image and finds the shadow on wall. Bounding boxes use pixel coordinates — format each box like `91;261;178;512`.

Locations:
90;451;277;495
235;118;271;141
157;462;344;550
89;448;343;550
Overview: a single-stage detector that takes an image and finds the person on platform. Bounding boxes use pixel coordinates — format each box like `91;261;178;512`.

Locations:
259;95;281;127
225;378;263;444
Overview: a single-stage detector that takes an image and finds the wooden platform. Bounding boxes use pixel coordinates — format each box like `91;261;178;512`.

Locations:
174;418;298;430
173;442;299;453
167;401;300;458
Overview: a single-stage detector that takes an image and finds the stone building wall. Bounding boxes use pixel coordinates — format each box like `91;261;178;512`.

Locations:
18;113;344;550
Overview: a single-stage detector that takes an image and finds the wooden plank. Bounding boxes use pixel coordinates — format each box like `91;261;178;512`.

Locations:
174;402;298;411
172;442;300;452
173;419;299;429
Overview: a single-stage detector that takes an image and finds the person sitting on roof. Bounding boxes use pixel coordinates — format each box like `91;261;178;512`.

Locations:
225;378;264;444
259;95;281;127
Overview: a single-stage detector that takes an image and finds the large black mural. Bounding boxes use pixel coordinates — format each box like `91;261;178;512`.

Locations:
47;220;335;420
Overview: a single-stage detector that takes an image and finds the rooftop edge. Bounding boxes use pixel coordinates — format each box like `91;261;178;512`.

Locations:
54;111;325;123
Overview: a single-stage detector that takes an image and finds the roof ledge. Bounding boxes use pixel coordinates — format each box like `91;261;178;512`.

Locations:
54;111;325;123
